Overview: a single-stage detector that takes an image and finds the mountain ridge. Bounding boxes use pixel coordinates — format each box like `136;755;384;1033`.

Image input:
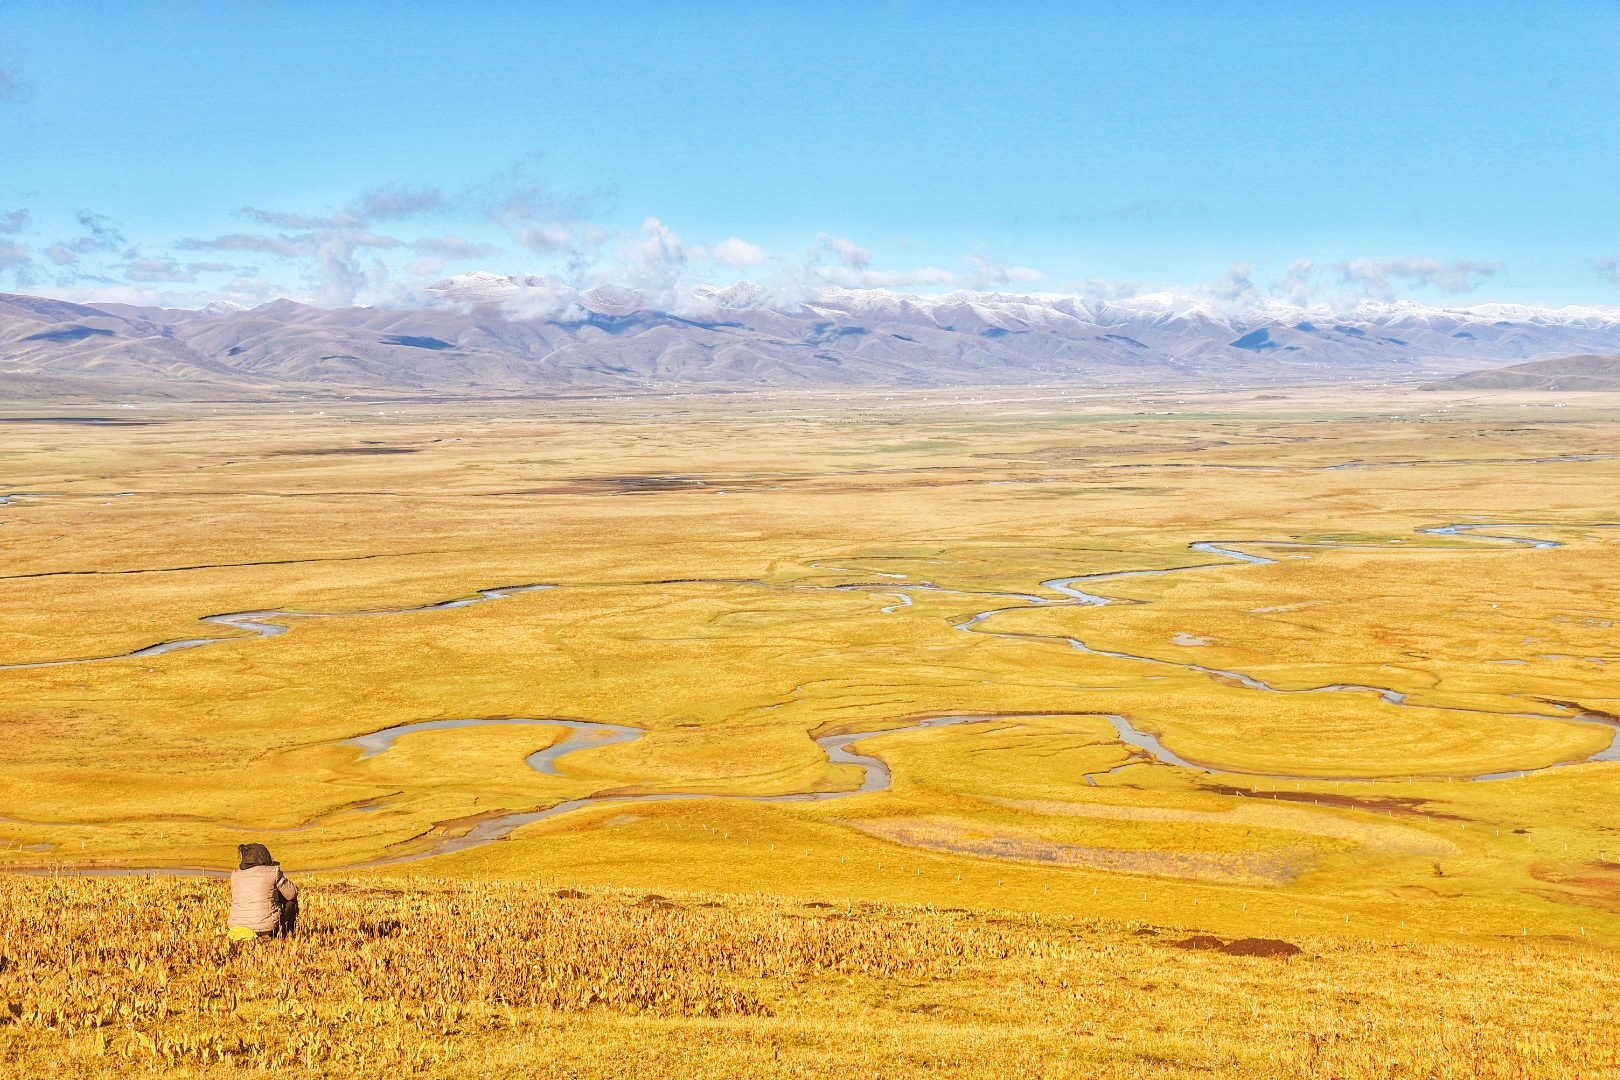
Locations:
5;283;1620;400
1422;354;1620;392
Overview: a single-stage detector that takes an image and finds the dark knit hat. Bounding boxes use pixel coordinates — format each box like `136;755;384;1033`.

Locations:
237;843;275;870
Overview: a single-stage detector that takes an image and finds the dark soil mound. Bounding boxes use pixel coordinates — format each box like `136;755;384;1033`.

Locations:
1221;938;1301;958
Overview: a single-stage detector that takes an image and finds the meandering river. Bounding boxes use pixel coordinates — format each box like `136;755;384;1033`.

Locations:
3;521;1616;869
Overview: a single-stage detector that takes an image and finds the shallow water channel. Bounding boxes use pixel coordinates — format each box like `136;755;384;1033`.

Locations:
4;522;1618;869
342;712;1092;866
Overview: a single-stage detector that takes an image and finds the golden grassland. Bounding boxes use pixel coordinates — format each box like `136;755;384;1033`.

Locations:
4;875;1620;1079
1;384;1618;965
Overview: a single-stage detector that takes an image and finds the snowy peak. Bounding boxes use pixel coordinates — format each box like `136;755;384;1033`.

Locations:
691;281;773;308
423;272;1620;336
578;284;645;317
5;283;1620;399
426;272;555;304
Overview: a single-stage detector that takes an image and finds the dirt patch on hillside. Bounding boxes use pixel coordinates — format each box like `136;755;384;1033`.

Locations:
266;446;420;455
852;817;1301;886
1527;861;1620;914
1175;935;1301;958
1196;783;1468;821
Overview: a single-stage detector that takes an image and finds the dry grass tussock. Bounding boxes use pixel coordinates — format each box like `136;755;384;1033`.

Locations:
1;875;1011;1073
4;876;1620;1078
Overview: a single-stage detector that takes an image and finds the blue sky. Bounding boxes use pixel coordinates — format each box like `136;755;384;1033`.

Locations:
1;0;1616;309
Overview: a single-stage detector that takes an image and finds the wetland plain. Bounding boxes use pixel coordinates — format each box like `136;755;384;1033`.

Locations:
3;384;1619;1076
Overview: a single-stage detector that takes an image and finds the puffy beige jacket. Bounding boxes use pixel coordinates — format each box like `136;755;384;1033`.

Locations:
228;864;298;932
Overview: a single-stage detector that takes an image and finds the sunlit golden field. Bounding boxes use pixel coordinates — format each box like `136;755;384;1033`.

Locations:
4;875;1619;1079
3;384;1620;1074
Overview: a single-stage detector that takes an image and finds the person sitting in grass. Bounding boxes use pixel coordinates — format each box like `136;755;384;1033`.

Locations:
227;843;299;940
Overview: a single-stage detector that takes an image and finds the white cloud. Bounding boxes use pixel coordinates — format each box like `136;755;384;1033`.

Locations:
22;274;295;309
239;206;358;230
814;265;957;288
178;233;312;257
711;237;769;267
1066;277;1147;301
788;234;1046;294
1208;261;1260;305
220;277;286;305
1244;256;1507;308
176;203;415;305
414;234;499;260
625;216;689;284
15;162;1055;311
1596;255;1620;284
814;233;871;270
961;253;1046;290
509;224;575;254
498;280;588;322
480;159;610;283
125;258;197;283
359;185;444;220
1334;256;1501;302
67;211;126;254
1271;259;1315;306
6;152;1536;318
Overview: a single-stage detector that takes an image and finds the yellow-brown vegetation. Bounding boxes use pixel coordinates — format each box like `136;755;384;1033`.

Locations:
3;874;1618;1079
2;385;1619;1073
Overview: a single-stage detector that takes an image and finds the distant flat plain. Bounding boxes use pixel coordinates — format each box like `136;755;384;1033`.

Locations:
2;383;1618;948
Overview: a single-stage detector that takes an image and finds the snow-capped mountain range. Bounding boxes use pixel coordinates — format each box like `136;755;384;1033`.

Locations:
2;274;1618;399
